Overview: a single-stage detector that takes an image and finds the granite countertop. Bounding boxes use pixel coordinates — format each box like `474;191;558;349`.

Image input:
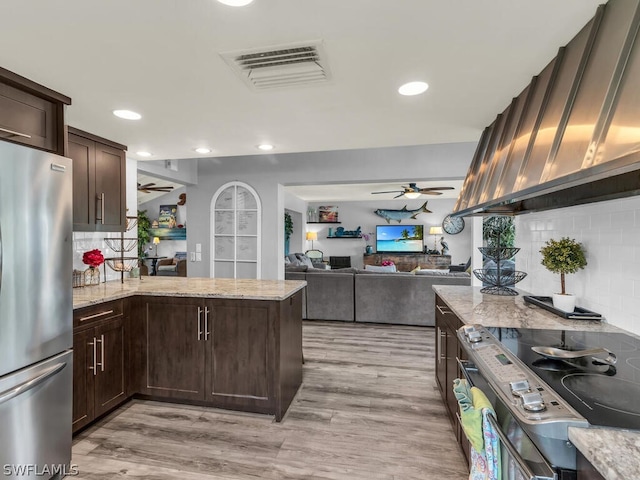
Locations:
73;277;306;309
433;285;639;480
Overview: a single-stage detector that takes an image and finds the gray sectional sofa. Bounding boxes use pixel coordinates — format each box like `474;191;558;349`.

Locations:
285;267;471;326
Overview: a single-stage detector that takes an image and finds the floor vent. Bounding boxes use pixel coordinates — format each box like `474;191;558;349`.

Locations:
221;40;331;90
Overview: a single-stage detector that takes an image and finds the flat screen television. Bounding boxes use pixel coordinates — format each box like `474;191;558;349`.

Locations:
376;225;424;253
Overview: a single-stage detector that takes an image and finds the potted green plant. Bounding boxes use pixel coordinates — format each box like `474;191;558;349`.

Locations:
539;237;587;312
138;209;151;259
284;212;293;255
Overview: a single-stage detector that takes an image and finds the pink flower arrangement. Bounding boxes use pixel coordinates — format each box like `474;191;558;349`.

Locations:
82;249;104;268
381;260;395;267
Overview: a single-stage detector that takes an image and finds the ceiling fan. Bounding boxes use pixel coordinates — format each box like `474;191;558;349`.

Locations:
137;182;174;193
371;182;454;199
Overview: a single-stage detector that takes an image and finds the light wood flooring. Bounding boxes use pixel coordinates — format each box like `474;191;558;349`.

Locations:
72;321;468;480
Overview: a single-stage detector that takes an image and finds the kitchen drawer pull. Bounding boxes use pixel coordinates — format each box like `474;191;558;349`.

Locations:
79;309;114;322
197;307;203;341
0;362;66;406
0;126;32;139
436;305;452;315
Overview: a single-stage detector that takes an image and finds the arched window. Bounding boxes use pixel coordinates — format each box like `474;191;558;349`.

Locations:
210;182;261;278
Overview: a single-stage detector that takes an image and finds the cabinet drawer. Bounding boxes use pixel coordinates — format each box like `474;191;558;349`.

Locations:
74;300;124;328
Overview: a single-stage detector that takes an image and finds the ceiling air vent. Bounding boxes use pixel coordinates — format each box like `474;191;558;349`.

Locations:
221;40;331;90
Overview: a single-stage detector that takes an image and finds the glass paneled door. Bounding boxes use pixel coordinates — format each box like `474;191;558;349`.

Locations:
211;182;261;278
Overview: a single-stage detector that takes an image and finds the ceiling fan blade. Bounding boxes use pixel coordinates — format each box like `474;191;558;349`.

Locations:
372;190;403;195
393;192;405;198
418;186;455;192
137;182;156;190
420;191;444;195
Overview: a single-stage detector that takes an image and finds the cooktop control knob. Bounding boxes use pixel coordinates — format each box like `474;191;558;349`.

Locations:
468;331;482;343
509;380;530;397
521;391;546;412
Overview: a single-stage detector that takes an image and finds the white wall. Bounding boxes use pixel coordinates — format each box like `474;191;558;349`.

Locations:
186;142;476;280
516;195;640;335
137;158;198;185
303;198;472;269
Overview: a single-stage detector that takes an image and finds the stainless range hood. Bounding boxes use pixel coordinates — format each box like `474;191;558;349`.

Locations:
454;0;640;217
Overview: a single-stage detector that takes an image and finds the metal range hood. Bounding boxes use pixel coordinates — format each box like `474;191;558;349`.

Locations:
454;0;640;217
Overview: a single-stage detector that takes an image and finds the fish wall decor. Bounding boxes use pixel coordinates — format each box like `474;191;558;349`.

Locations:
374;201;431;223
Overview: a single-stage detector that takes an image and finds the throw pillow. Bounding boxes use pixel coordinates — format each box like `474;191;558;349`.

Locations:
415;269;452;275
294;253;314;268
364;264;397;273
410;266;421;274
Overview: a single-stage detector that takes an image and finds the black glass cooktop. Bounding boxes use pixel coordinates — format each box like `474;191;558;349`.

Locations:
487;327;640;430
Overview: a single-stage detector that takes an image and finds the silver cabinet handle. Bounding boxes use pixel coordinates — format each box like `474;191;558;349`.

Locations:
89;338;98;376
0;363;66;406
437;327;445;363
96;193;105;225
197;307;203;341
96;334;105;372
0;126;32;139
79;310;114;322
204;307;210;341
436;305;451;315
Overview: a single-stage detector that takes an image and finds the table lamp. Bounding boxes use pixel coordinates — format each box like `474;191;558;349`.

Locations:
428;226;442;252
306;231;318;249
153;236;160;256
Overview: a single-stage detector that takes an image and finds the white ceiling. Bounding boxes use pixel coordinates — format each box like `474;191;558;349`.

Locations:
0;1;602;163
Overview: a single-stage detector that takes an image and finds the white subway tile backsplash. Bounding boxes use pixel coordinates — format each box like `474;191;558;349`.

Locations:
517;195;640;335
72;230;130;283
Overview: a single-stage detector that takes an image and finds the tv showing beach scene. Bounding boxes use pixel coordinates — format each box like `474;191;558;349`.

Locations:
376;225;424;253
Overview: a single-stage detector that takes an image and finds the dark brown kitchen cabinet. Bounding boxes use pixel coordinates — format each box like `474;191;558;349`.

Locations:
435;294;470;466
137;298;206;401
68;127;127;232
132;293;303;421
0;66;70;155
72;301;127;433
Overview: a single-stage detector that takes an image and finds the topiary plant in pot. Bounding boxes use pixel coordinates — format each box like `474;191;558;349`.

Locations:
539;237;587;312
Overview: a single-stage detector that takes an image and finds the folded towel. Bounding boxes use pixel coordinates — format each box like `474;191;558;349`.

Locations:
453;379;483;451
453;379;501;480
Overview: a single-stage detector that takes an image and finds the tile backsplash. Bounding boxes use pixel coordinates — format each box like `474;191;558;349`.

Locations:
73;231;133;283
516;195;640;335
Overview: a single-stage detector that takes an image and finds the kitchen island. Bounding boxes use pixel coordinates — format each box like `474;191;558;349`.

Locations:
434;285;639;480
72;277;306;428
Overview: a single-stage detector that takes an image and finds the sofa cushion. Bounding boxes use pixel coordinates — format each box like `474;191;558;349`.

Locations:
285;265;308;272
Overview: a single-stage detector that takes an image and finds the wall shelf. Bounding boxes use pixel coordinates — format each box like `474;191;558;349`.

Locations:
326;236;362;239
308;222;341;224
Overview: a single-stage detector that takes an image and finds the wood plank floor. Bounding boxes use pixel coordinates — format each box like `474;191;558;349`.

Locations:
72;321;468;480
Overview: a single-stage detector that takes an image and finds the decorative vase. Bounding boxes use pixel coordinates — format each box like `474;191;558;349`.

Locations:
552;293;575;312
84;267;100;286
365;245;373;255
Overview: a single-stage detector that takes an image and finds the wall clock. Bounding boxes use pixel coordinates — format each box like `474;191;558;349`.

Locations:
442;214;465;235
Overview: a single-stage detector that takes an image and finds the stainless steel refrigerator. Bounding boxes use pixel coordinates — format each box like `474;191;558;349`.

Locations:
0;141;73;479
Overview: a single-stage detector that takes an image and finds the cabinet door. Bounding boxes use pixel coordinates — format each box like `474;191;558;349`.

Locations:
142;300;205;401
205;301;273;412
93;317;127;418
69;133;96;230
445;321;459;421
94;142;126;232
72;329;95;433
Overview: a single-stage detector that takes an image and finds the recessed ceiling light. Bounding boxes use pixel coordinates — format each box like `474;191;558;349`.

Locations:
195;147;212;154
113;109;142;120
136;151;152;157
217;0;254;6
257;144;274;151
398;81;429;96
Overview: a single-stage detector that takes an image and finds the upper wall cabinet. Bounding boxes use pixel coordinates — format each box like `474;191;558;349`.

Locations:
455;0;640;216
68;127;127;232
0;67;71;155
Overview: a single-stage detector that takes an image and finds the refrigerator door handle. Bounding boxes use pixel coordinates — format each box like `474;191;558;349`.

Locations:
0;362;66;406
0;221;3;295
